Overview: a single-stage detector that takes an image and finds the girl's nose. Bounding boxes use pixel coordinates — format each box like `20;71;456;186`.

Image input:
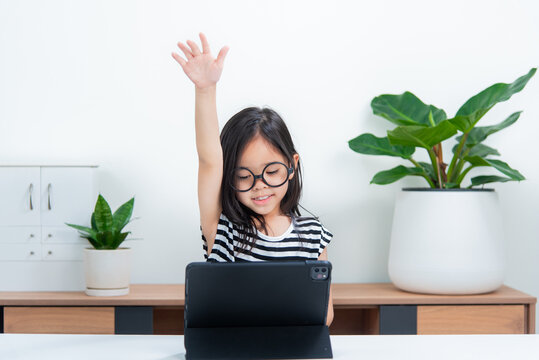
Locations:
253;177;267;190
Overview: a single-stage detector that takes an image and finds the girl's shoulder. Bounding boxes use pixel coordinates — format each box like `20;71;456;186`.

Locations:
218;212;236;231
219;213;332;238
293;215;333;247
219;212;232;223
293;215;321;226
293;216;332;233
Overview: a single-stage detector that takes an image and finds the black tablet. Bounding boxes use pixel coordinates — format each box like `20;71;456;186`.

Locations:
184;260;333;359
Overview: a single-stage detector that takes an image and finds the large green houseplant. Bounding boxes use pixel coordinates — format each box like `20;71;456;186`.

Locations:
348;69;536;295
66;195;135;296
348;68;536;188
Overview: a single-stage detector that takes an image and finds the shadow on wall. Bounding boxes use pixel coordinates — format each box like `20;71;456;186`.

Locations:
320;190;397;283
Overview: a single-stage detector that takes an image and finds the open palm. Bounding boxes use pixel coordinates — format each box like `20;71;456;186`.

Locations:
172;33;229;89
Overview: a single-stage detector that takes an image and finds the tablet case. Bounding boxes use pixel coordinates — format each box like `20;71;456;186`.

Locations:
184;260;333;359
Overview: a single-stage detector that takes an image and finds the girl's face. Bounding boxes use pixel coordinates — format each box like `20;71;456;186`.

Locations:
235;135;299;219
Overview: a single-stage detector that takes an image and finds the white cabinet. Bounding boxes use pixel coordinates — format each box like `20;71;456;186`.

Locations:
0;166;97;291
40;167;96;227
0;167;41;226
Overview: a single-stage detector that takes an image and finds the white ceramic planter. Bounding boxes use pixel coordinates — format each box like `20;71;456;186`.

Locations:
84;248;131;296
388;188;505;295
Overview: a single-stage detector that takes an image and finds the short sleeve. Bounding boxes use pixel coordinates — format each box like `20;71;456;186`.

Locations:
201;213;236;262
318;223;333;255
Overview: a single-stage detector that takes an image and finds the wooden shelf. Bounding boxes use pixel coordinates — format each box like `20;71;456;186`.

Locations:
1;283;533;306
0;283;535;335
333;283;536;305
0;284;184;306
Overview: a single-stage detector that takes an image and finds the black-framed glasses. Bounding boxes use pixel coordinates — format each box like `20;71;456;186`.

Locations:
231;161;294;192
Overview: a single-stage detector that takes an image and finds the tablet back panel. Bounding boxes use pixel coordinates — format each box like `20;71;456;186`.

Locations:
184;261;333;359
185;260;331;328
185;325;332;360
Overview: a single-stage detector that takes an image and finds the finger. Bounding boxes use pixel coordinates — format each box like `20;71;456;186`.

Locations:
199;32;211;54
171;52;187;68
187;40;202;56
215;46;229;67
177;42;193;59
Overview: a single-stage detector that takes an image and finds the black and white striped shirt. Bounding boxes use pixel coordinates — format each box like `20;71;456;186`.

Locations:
202;213;333;262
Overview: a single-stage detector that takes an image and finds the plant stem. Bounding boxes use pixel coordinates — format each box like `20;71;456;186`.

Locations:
447;132;469;182
427;147;442;188
456;165;475;185
408;158;421;167
408;158;435;188
428;110;436;127
408;158;423;169
452;147;471;183
435;143;447;183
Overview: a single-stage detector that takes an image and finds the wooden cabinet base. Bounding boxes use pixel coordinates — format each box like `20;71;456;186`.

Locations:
4;307;114;334
417;305;526;334
153;307;184;335
0;284;535;335
330;307;379;335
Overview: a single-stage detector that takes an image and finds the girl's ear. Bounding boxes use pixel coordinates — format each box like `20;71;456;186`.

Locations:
289;154;300;180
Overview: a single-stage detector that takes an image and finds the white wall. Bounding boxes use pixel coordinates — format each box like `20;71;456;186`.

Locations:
1;0;538;329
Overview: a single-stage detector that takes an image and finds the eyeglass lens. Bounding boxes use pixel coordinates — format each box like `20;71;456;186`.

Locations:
233;162;289;191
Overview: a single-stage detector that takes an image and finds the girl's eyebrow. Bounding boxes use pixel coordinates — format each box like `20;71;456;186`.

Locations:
240;161;280;168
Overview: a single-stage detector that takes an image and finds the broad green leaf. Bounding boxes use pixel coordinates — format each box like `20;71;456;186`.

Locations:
455;111;521;146
449;68;536;132
454;143;500;158
464;156;491;167
471;175;513;187
370;165;426;185
485;159;525;181
418;161;436;181
112;197;135;232
371;92;447;127
464;157;525;180
387;121;457;148
445;182;460;189
348;134;415;158
94;195;113;232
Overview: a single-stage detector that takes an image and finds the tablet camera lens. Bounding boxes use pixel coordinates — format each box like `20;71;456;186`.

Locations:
311;267;328;280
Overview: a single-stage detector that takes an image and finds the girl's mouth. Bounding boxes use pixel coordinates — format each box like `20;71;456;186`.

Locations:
252;194;273;205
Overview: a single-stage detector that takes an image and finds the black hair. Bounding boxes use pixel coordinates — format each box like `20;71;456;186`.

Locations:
220;107;305;252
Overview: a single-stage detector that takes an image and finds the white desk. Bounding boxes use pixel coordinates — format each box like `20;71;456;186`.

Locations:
1;334;538;359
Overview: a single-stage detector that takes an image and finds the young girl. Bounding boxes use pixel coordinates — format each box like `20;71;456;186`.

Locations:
172;33;334;325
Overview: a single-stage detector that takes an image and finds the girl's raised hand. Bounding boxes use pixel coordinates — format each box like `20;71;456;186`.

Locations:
172;33;229;89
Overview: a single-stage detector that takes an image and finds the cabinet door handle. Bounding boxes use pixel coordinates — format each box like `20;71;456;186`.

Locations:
47;183;52;210
29;183;34;210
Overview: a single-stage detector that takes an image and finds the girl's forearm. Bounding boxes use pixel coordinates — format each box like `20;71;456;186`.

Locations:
195;86;223;166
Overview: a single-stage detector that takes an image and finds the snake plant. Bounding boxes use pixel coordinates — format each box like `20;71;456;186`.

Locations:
349;68;536;188
66;195;135;250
